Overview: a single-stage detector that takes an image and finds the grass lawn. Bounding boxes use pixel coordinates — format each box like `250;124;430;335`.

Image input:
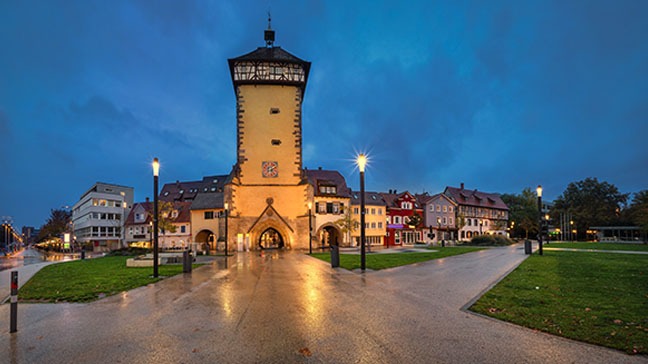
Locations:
470;250;648;354
545;241;648;252
311;246;483;270
18;256;200;303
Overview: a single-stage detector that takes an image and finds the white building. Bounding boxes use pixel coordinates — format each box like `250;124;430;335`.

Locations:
72;182;133;252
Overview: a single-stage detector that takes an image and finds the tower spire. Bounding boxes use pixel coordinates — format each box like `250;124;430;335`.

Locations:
264;12;275;47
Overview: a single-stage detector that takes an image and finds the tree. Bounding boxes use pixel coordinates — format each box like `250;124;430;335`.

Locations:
626;190;648;233
501;188;539;239
335;208;357;246
406;213;422;228
158;201;177;234
552;177;628;240
37;209;72;242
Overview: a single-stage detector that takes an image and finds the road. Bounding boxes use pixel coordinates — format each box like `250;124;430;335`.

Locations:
0;245;645;363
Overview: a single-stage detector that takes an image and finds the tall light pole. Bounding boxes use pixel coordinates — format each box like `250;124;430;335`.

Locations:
570;219;574;241
224;202;229;256
153;158;160;277
307;202;313;254
357;154;367;271
536;185;543;256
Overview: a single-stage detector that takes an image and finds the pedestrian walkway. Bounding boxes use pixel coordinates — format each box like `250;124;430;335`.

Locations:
0;243;645;363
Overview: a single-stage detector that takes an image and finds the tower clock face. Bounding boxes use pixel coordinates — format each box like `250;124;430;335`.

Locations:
261;161;279;178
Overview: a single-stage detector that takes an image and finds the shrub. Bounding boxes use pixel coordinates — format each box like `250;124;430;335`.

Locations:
106;247;151;256
469;235;514;246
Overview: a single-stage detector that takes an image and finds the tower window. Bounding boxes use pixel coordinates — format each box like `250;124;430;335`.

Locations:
271;139;282;146
270;108;280;114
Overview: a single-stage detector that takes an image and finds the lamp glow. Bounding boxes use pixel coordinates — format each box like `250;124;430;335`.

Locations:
357;154;367;173
153;158;160;177
536;185;542;197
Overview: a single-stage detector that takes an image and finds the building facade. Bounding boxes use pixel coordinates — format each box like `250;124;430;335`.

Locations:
72;182;133;252
381;191;424;246
421;193;458;243
443;184;509;240
306;168;352;248
350;191;387;247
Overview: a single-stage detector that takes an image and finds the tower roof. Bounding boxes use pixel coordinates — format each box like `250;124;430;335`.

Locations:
230;46;307;64
228;27;311;93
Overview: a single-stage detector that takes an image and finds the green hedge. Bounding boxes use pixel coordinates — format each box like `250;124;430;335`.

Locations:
469;235;514;246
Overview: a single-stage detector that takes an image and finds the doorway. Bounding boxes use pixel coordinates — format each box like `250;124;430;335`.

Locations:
259;228;284;249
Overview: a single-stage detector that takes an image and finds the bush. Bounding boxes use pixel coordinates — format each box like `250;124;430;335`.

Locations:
105;247;151;256
469;235;514;246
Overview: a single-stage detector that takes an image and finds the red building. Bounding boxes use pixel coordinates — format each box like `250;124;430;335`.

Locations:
381;190;425;246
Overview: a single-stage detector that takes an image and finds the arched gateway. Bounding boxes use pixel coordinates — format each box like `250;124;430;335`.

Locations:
258;228;284;249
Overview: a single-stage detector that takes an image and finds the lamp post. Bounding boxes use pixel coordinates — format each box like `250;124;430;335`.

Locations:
224;202;229;256
436;217;442;246
357;154;367;271
545;214;550;242
536;185;543;256
570;220;574;241
152;158;160;277
479;220;483;235
307;202;313;254
149;221;153;249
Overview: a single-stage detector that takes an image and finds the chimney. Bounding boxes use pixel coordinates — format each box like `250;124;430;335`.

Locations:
318;166;322;170
460;182;464;190
145;197;150;203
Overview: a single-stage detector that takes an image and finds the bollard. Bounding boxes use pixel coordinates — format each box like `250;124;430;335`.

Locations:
183;250;192;273
81;249;86;260
10;271;18;333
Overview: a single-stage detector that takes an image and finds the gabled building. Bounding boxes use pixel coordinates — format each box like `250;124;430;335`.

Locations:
305;168;352;248
443;183;509;240
350;191;387;247
190;192;225;252
420;193;458;243
124;200;154;248
124;200;192;250
381;190;425;246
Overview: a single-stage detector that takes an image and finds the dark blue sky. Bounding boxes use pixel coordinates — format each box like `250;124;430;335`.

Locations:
1;1;647;229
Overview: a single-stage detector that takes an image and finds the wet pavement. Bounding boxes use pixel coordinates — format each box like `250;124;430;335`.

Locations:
0;244;646;363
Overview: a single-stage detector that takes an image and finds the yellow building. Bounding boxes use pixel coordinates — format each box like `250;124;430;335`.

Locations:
224;27;312;251
351;191;387;247
306;168;352;248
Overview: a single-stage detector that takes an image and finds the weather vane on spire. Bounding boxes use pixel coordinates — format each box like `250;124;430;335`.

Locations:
264;11;275;47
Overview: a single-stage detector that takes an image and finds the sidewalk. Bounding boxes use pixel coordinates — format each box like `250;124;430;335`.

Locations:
1;244;645;363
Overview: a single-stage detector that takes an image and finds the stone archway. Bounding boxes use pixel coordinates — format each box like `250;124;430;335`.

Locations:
195;229;216;251
258;228;284;249
317;224;342;248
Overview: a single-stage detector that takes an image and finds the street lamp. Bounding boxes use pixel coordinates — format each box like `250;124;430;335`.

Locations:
152;158;160;277
224;202;229;256
149;221;153;249
570;220;574;241
536;185;543;256
479;220;483;235
437;217;443;247
357;154;367;271
307;202;313;254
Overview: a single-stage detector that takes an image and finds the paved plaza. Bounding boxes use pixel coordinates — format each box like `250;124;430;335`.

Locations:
1;244;646;363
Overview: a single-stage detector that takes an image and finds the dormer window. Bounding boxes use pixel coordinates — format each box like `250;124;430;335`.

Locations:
179;190;184;194
318;185;337;195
